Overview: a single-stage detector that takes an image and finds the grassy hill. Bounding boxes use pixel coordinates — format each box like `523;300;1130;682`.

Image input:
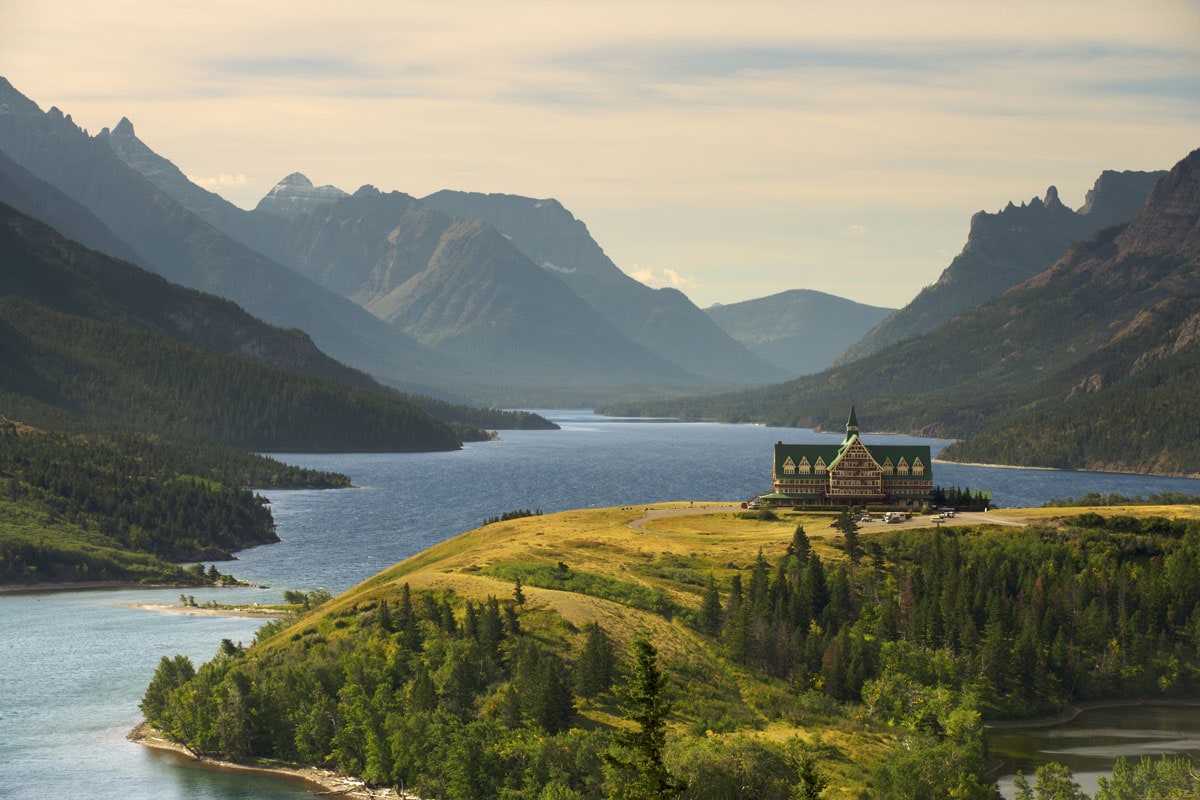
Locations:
140;503;1200;799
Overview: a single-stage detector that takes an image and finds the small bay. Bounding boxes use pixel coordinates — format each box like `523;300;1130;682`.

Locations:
4;410;1200;799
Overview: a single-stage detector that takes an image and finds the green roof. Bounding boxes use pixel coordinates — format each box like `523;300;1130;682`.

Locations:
774;440;933;481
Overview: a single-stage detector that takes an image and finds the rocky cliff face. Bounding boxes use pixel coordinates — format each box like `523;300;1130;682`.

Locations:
1114;148;1200;262
836;169;1166;365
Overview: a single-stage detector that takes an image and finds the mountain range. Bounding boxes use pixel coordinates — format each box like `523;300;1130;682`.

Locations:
86;102;797;399
601;147;1200;476
3;74;1196;474
0;199;474;451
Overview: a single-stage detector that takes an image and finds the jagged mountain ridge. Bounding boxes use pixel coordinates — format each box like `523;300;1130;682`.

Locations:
230;182;701;389
704;289;895;376
364;217;698;386
254;171;350;219
837;171;1165;364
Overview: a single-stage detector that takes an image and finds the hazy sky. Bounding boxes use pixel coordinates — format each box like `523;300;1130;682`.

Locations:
3;1;1198;308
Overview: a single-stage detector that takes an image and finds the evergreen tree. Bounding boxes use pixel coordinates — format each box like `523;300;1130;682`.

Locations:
700;575;723;637
575;621;616;699
833;509;862;564
605;636;681;800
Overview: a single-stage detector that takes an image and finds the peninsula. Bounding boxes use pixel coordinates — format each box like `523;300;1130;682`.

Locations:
136;501;1200;799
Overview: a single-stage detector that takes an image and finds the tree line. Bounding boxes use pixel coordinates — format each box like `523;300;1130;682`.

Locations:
702;516;1200;718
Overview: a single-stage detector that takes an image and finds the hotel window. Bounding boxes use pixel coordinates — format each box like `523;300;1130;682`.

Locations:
798;457;811;474
882;459;894;475
783;457;796;475
815;458;826;474
897;458;909;476
913;458;924;476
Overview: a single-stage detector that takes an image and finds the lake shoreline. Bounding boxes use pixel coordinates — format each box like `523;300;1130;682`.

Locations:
0;580;266;595
129;722;411;799
983;697;1200;731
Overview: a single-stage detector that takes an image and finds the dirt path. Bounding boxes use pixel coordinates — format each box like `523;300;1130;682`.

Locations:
626;503;741;532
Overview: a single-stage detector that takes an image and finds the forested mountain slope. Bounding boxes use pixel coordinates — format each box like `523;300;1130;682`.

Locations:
0;423;349;586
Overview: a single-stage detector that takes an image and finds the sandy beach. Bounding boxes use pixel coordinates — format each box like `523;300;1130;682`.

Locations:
124;602;286;618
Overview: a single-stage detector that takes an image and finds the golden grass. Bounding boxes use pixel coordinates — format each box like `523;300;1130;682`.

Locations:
998;504;1200;522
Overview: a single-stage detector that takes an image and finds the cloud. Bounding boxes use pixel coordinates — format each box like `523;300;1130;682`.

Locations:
5;0;1196;305
188;173;253;191
629;266;697;291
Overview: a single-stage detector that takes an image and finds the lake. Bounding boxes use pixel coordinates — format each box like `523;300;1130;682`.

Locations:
3;410;1200;799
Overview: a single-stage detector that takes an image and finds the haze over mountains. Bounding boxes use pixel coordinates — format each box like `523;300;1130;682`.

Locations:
0;78;795;404
55;88;806;399
2;74;1196;473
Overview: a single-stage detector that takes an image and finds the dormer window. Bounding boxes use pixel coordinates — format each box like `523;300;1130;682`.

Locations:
783;457;796;475
882;458;894;475
798;457;811;474
913;458;924;476
814;457;827;474
897;458;909;476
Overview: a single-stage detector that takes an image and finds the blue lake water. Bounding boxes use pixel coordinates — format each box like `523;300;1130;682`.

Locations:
4;411;1200;799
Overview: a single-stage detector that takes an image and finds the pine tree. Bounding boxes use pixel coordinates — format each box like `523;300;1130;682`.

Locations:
575;621;616;698
605;636;681;800
700;575;723;637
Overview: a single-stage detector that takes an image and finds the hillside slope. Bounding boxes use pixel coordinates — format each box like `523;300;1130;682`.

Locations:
139;503;1200;799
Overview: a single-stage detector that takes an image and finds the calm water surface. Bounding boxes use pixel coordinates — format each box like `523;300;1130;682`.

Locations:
4;411;1200;799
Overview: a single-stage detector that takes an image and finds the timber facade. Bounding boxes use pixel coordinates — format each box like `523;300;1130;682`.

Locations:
767;408;933;507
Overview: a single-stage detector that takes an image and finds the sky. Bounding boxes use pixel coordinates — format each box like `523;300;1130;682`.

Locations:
3;1;1199;309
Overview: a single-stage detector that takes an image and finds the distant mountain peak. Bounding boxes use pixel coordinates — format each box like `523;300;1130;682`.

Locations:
278;172;313;188
254;173;349;219
112;116;136;137
0;76;42;115
1044;185;1061;207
